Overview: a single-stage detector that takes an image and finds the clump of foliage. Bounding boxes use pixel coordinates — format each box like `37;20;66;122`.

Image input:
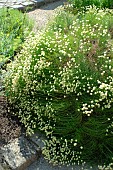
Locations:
4;6;113;169
0;8;33;64
68;0;113;13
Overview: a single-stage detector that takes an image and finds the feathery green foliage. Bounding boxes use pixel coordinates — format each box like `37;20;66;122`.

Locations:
4;6;113;169
68;0;113;13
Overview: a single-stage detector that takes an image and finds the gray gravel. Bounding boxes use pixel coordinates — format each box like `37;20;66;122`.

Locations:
27;0;66;31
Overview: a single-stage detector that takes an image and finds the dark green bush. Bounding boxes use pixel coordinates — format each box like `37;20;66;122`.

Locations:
4;7;113;169
0;8;33;63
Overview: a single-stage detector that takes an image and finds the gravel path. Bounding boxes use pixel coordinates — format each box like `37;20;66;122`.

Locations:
27;0;66;32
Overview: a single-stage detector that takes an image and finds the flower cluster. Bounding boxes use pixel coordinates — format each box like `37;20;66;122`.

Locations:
4;6;113;168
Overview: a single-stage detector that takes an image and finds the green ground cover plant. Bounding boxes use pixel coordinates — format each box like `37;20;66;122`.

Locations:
0;8;33;64
68;0;113;13
4;6;113;169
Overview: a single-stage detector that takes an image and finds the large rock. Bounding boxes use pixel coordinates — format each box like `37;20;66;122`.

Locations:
28;131;46;149
1;136;41;170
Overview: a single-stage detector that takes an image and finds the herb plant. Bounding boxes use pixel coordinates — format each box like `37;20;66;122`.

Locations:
4;6;113;169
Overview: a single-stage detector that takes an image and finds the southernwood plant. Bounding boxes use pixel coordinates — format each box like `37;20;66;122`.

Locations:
4;6;113;169
0;8;33;64
68;0;113;13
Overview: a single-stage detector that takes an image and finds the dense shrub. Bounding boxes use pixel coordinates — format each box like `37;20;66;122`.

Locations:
4;7;113;169
68;0;113;13
0;8;33;64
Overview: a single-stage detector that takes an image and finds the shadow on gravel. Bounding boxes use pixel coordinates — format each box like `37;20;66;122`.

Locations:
41;0;67;10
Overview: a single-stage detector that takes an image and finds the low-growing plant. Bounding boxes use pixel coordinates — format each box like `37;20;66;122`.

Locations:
0;8;33;64
68;0;113;13
4;6;113;169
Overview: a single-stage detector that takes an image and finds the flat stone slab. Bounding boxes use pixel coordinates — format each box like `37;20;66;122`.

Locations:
0;164;5;170
28;131;46;149
0;0;58;10
10;4;24;9
1;136;41;170
22;1;34;6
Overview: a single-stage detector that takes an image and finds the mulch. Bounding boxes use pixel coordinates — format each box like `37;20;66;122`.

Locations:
0;96;22;147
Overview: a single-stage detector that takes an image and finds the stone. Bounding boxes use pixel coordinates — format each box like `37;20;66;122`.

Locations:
10;4;24;9
7;0;17;3
35;0;45;7
16;0;25;2
0;3;6;7
0;164;5;170
22;1;34;6
45;0;55;3
0;0;61;11
1;136;41;170
28;131;46;149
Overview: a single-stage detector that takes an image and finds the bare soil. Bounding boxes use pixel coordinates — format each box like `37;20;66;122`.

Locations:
0;96;22;147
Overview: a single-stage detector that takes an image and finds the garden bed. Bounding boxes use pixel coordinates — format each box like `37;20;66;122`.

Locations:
1;0;113;169
0;96;22;147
